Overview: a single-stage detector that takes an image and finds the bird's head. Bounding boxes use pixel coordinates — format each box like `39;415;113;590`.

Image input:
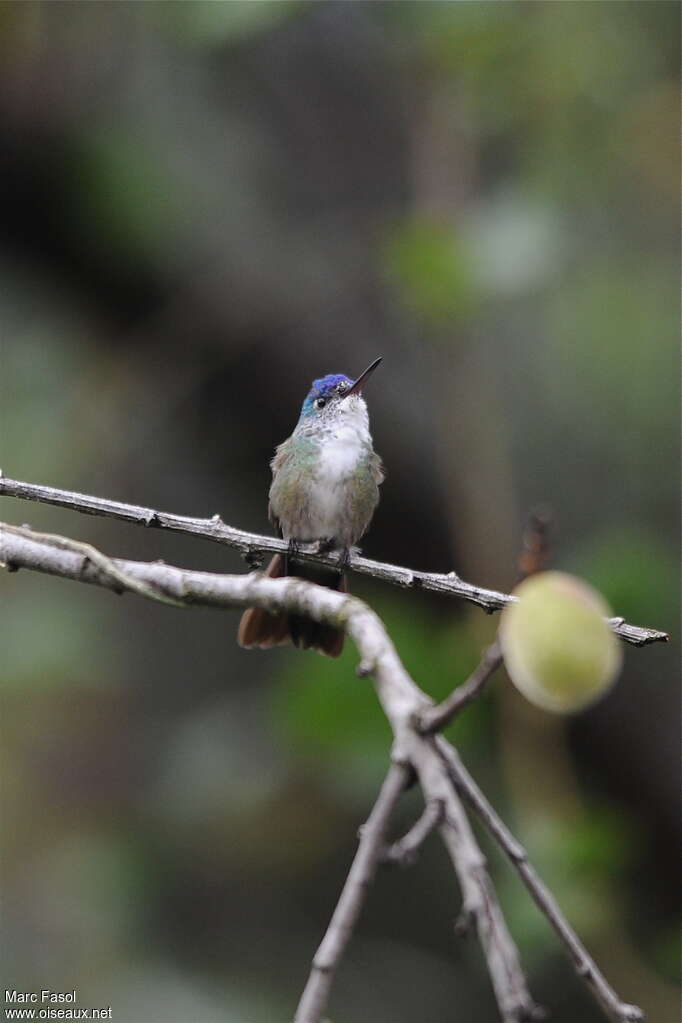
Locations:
299;357;382;421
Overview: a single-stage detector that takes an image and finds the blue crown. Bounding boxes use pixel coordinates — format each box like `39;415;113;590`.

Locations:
300;373;352;416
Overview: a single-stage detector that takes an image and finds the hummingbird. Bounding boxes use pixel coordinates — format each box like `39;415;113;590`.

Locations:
238;356;384;657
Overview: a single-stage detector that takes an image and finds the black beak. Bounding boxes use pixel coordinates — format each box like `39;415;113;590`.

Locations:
344;356;382;397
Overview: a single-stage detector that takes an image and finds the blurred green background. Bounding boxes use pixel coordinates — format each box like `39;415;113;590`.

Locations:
0;3;679;1021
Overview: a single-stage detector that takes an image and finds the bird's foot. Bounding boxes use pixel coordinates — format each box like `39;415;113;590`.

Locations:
313;538;351;573
336;546;352;571
285;538;301;574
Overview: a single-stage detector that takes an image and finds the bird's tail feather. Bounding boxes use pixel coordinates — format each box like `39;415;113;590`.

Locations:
237;554;346;658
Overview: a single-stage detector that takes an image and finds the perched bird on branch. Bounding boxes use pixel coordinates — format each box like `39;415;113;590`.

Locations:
238;357;384;657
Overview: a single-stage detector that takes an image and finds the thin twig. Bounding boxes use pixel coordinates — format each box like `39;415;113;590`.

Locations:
417;641;503;734
0;477;668;647
435;738;645;1023
381;798;444;867
294;762;410;1023
517;507;552;580
418;507;553;735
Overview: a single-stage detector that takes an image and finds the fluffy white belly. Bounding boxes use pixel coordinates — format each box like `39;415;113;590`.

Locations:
307;429;363;537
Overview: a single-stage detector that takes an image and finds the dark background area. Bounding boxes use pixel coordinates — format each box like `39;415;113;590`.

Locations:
1;3;680;1021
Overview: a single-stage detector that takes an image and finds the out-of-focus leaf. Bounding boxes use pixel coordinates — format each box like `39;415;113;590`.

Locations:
1;583;120;690
383;220;476;325
463;191;564;296
150;1;303;48
497;806;632;956
28;831;143;947
68;129;185;264
650;924;682;983
530;805;633;879
543;265;679;464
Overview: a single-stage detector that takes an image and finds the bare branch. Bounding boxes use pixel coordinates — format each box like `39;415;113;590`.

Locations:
0;523;186;607
0;521;646;1023
0;521;430;730
417;510;548;736
0;477;667;647
294;762;410;1023
1;522;540;1020
419;508;553;735
417;641;503;735
435;738;645;1023
403;732;544;1023
381;798;444;867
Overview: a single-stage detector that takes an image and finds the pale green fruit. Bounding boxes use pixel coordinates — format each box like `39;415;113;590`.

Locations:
498;571;622;713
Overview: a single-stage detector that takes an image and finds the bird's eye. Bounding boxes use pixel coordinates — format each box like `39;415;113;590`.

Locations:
314;397;326;410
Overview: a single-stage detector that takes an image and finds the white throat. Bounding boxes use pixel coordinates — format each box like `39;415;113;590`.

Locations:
319;398;370;469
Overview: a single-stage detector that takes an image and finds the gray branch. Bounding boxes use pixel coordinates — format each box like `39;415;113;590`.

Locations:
0;521;647;1023
294;762;411;1023
381;797;444;867
0;477;668;647
403;731;544;1022
435;738;645;1023
418;640;503;735
0;523;542;1020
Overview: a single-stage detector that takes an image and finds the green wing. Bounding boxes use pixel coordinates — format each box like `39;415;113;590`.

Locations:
268;435;318;536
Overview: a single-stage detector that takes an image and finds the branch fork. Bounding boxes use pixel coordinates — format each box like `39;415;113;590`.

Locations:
380;798;445;867
0;480;657;1023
